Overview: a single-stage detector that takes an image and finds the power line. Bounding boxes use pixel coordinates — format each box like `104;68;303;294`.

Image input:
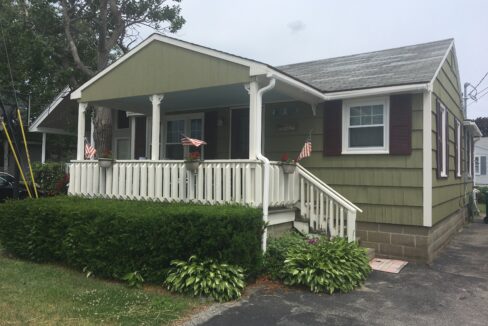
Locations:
474;72;488;89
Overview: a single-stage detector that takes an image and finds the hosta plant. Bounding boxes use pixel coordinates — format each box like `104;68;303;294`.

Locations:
164;256;245;302
282;237;371;294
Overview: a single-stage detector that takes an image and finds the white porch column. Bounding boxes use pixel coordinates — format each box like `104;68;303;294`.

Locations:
150;95;164;160
90;116;95;146
76;102;88;160
41;133;47;164
130;116;136;159
248;79;259;159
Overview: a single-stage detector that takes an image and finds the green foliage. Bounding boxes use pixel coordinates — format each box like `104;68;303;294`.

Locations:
164;256;245;302
264;232;307;280
32;162;68;195
0;197;263;282
121;271;144;289
282;237;371;294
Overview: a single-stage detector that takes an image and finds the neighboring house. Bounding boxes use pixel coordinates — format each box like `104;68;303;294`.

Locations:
474;137;488;186
1;89;76;175
66;34;480;262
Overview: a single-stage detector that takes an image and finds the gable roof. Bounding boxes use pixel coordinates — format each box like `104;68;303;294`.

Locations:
277;39;454;92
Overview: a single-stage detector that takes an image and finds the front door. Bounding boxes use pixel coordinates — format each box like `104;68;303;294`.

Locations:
231;108;249;159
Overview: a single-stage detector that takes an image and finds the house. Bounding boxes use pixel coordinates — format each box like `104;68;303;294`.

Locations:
65;34;480;262
474;137;488;186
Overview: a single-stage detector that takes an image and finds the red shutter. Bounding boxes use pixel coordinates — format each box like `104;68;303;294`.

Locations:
435;100;443;179
389;94;412;155
323;100;342;156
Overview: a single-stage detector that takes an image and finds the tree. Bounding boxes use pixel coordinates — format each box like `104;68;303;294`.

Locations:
475;117;488;137
58;0;185;155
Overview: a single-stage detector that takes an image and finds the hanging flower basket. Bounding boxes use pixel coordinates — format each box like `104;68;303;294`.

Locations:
281;162;296;174
98;158;114;168
185;161;200;173
280;153;296;174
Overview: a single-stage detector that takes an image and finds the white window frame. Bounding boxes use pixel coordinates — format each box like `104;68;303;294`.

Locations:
439;104;448;178
455;119;461;178
342;96;389;154
162;113;205;159
466;129;472;178
475;155;481;176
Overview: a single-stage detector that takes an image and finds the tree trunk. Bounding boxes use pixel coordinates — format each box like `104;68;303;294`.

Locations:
93;106;112;157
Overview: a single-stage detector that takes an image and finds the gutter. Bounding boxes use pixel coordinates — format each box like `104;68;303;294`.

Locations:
255;78;276;252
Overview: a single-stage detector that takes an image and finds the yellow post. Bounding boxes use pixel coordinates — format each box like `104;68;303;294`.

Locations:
1;120;32;198
16;109;38;198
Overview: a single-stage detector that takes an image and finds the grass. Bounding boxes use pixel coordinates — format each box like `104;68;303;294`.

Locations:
0;251;201;325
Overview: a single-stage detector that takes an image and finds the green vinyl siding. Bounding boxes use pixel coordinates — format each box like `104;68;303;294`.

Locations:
81;41;250;102
264;94;424;226
431;49;471;225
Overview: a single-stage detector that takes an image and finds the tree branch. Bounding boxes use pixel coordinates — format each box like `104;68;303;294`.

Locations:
105;0;125;52
60;0;94;77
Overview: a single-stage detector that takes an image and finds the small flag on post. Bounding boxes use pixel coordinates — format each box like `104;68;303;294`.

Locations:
84;139;96;160
181;135;207;147
297;134;312;162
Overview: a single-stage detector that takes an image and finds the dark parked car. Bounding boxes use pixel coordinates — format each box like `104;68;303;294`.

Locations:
0;172;41;201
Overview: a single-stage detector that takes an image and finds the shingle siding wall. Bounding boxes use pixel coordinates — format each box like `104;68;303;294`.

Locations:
264;94;424;226
431;49;471;225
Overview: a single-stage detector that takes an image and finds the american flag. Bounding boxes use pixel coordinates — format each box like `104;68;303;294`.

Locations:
297;135;312;161
84;142;96;159
181;135;207;147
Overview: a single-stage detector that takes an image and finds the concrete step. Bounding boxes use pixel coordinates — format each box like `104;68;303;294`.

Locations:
364;247;375;261
293;220;309;235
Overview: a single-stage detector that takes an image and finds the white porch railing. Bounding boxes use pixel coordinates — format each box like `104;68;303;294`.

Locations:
296;164;362;241
68;160;360;241
68;160;297;207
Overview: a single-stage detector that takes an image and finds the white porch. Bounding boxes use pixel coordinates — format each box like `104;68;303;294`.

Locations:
67;34;362;244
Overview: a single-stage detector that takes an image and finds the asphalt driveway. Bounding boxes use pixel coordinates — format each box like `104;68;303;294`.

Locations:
191;218;488;326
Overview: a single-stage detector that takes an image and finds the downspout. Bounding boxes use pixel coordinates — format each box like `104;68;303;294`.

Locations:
255;78;276;252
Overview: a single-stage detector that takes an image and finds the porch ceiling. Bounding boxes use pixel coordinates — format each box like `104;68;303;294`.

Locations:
90;83;297;114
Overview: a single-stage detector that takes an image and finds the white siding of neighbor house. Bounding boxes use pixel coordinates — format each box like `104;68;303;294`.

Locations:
474;137;488;186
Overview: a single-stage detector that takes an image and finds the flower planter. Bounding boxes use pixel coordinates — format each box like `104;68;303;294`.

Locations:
185;161;200;173
281;163;296;174
98;158;114;168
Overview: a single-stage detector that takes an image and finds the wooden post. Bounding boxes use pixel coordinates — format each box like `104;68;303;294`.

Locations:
77;102;88;160
150;95;164;160
41;132;46;164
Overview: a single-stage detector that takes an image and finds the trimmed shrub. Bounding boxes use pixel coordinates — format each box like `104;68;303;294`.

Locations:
0;197;263;282
164;256;245;302
282;237;371;294
32;162;68;195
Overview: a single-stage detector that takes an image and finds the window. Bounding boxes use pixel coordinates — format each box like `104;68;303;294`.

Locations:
455;119;462;178
475;155;480;175
164;114;204;160
466;129;473;178
342;97;389;154
117;110;129;129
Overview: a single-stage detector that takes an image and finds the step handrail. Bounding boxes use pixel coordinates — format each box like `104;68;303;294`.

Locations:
296;163;362;213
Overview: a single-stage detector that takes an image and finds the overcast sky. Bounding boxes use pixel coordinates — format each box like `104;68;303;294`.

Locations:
141;0;488;118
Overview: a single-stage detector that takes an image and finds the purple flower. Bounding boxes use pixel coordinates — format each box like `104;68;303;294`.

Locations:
308;238;318;245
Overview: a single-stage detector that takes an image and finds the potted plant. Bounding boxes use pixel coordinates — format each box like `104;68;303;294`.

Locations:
185;151;201;173
280;153;296;174
98;149;114;168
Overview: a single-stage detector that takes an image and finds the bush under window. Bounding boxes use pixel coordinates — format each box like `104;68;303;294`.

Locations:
0;197;263;282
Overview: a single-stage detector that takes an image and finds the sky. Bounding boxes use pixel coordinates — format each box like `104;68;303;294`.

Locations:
140;0;488;119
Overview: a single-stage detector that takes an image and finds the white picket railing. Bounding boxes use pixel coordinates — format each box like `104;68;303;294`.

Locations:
68;160;360;241
296;163;362;241
68;160;297;207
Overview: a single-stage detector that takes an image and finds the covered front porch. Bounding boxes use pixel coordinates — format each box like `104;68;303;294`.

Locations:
67;34;361;243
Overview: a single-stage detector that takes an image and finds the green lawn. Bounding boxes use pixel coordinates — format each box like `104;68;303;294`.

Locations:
0;251;200;325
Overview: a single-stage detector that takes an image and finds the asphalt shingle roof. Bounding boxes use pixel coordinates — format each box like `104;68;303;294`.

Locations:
277;39;453;92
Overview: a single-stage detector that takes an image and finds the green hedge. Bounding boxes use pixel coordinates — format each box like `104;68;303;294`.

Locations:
0;197;263;282
32;162;68;195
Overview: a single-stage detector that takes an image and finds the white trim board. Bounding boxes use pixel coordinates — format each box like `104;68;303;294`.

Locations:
422;91;433;227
